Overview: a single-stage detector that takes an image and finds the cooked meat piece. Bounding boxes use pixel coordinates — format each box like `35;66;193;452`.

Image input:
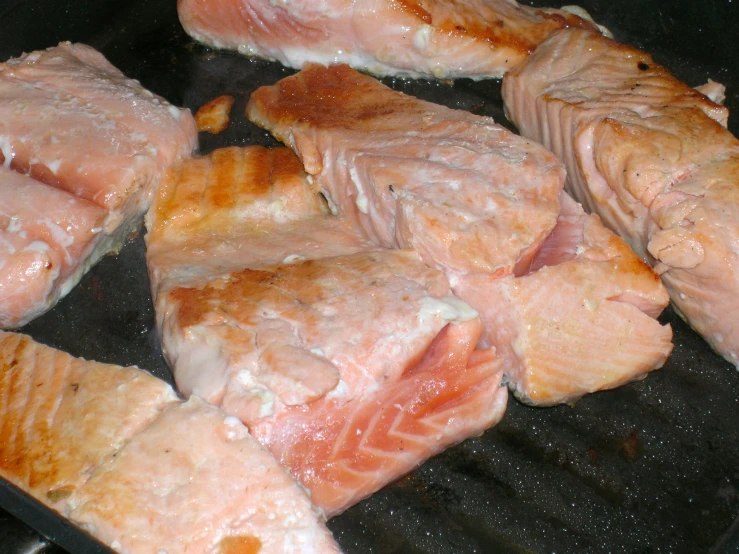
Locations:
195;94;235;134
0;330;343;553
248;64;672;405
146;145;507;515
0;330;178;512
0;169;108;327
0;42;198;328
178;0;598;79
503;28;739;365
247;63;565;277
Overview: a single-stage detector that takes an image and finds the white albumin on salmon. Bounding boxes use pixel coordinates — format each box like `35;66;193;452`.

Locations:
146;145;507;516
0;42;198;328
502;29;739;366
0;331;178;512
0;168;108;328
247;63;673;406
0;330;342;554
177;0;602;80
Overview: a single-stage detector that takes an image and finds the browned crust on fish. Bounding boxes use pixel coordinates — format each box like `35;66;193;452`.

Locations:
218;535;263;554
195;94;235;134
150;146;320;242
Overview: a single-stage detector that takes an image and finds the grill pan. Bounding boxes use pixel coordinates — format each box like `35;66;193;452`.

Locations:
1;0;738;552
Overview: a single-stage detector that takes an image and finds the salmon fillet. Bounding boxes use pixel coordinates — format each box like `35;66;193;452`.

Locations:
177;0;600;79
0;330;178;512
146;145;507;516
247;64;672;405
0;42;198;328
247;63;565;277
0;168;108;327
502;29;739;365
0;331;342;553
0;42;197;216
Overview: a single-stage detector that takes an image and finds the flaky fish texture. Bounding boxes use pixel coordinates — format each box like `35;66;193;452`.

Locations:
454;193;672;405
503;29;738;365
0;330;342;554
247;64;672;406
146;146;507;516
247;63;565;277
0;42;197;328
178;0;600;79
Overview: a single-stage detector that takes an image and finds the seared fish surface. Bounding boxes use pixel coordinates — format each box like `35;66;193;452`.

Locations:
178;0;599;79
0;330;342;553
146;146;507;516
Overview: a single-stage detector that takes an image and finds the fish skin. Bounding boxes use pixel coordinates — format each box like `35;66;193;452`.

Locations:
177;0;598;80
146;145;507;516
0;330;343;554
0;42;198;328
248;63;672;405
502;28;739;365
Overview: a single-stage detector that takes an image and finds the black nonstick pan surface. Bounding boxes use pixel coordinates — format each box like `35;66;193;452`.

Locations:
1;0;738;552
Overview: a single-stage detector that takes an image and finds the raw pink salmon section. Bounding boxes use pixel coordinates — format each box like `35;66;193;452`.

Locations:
253;319;506;515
